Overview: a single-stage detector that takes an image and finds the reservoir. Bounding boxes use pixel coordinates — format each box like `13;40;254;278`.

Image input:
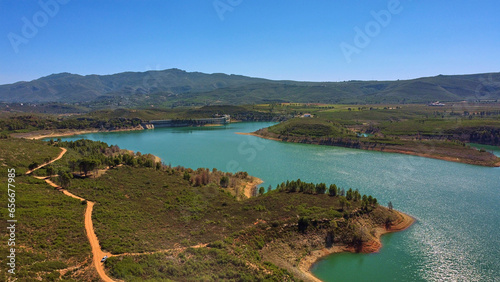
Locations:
58;122;500;281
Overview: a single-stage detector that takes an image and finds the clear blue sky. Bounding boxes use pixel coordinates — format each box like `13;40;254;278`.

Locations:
1;0;499;84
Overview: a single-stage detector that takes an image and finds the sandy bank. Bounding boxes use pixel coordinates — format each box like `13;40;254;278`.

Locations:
242;177;264;199
375;148;500;167
13;126;146;140
235;132;282;141
299;210;415;282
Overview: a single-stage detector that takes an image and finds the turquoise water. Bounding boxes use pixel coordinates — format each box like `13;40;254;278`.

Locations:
57;122;500;282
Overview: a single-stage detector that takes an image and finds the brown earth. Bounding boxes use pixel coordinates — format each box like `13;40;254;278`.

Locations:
243;177;264;198
13;126;146;140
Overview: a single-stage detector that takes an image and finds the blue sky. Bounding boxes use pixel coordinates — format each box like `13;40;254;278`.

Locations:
1;0;499;84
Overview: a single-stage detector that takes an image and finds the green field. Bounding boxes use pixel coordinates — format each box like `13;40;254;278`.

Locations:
0;139;94;281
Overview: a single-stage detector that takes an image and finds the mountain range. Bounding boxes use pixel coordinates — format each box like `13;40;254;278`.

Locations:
1;68;499;106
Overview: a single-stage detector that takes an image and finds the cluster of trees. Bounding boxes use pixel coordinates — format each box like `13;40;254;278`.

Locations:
57;117;142;130
174;166;251;195
0;115;143;132
274;179;378;211
58;171;73;188
275;179;340;195
447;126;500;145
192;169;211;187
56;139;159;178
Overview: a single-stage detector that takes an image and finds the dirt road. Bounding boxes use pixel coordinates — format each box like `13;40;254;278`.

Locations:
29;147;118;282
85;201;115;282
25;147;67;175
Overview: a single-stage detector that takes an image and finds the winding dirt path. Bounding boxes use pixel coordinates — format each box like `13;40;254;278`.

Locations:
85;201;115;282
25;147;67;175
28;147;118;282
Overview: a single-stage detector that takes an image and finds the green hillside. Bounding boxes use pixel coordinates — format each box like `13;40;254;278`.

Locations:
1;69;499;107
0;137;405;281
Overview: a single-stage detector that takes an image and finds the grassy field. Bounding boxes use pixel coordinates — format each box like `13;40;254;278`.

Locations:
267;117;356;138
69;166;393;280
0;139;96;281
67;166;371;254
0;138;62;174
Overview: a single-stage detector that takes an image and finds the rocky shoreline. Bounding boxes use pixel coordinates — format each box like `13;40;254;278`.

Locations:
298;211;415;282
241;130;500;167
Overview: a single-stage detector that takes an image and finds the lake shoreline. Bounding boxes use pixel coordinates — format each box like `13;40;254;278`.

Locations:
11;126;147;140
12;123;229;140
299;210;415;282
242;177;264;199
240;131;500;167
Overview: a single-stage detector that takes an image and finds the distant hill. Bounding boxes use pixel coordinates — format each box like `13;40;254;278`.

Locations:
0;69;271;103
1;69;499;106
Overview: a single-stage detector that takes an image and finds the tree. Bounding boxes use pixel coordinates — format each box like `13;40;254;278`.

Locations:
367;195;374;205
328;184;337;196
316;183;327;194
339;197;349;211
58;171;73;189
219;175;228;187
28;162;39;171
113;157;121;167
201;171;210;185
354;189;361;201
68;159;77;172
298;217;310;233
267;185;272;193
259;186;265;195
193;175;202;186
388;201;393;211
346;188;353;200
79;158;98;177
184;171;192;181
45;165;55;177
361;199;368;212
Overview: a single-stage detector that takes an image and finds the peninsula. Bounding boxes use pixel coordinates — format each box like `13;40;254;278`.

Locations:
0;137;414;281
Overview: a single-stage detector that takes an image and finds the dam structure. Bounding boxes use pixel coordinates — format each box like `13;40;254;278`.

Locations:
149;115;230;128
